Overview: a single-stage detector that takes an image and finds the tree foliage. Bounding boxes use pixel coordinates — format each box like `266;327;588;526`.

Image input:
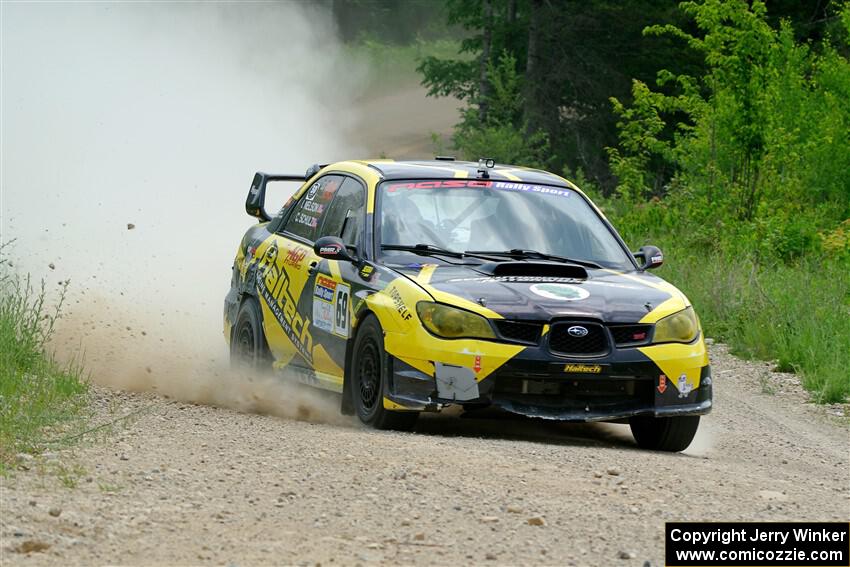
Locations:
608;0;850;261
452;51;551;167
417;0;844;190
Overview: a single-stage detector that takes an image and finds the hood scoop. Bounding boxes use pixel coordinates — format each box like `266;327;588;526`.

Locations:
473;261;588;279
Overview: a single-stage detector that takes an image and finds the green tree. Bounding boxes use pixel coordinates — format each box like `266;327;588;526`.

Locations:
453;51;551;167
608;0;850;258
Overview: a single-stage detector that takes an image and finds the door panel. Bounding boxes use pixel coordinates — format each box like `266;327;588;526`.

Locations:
303;177;367;385
254;234;316;368
255;174;367;393
256;175;345;375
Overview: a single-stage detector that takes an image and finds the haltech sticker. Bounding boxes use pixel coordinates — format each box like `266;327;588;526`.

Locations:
257;245;313;364
564;364;603;374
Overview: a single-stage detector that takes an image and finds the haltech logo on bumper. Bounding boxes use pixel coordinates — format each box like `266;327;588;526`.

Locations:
564;364;603;374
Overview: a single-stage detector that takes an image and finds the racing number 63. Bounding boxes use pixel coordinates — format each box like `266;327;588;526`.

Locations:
334;284;351;337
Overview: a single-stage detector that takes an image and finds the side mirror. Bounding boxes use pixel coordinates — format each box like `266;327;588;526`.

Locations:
245;172;306;222
634;245;664;270
314;236;356;263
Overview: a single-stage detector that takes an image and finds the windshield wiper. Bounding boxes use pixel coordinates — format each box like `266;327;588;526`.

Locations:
381;243;466;258
464;249;603;269
382;244;502;262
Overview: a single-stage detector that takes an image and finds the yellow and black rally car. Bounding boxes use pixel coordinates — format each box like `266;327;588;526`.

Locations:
224;159;711;451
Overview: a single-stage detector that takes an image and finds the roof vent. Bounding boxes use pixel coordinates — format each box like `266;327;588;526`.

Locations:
435;155;456;161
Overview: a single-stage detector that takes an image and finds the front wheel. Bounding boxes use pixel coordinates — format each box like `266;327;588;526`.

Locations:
350;315;418;431
629;415;700;452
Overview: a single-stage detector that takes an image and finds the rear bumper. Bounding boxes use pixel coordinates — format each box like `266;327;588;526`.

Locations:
384;353;713;422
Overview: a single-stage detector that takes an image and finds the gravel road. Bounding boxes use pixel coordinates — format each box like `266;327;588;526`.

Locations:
1;344;848;566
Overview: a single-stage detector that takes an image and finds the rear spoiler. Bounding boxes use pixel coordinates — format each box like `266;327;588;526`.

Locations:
245;164;328;221
245;172;305;222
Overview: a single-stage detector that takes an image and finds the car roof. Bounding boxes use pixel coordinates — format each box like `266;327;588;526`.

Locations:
347;159;573;187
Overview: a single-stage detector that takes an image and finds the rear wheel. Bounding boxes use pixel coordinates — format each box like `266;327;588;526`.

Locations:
629;415;700;452
230;297;271;371
351;315;418;431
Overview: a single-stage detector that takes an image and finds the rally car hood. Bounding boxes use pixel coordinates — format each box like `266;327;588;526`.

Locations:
394;262;676;323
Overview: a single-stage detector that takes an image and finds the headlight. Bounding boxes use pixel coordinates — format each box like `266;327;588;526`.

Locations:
653;306;699;343
416;302;496;339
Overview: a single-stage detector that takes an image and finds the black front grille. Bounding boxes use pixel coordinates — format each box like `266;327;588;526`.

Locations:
494;320;543;345
549;322;609;356
609;324;652;346
492;376;655;410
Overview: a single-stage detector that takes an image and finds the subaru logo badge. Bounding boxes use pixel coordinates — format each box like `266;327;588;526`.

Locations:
567;325;589;337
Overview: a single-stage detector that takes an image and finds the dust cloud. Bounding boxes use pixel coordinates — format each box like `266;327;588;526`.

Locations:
1;2;367;424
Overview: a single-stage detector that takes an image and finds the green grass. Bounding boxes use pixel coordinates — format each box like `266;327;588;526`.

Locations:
0;252;89;470
588;188;850;404
637;242;850;403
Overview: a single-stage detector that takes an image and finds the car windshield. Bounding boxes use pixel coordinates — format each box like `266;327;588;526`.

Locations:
378;179;634;270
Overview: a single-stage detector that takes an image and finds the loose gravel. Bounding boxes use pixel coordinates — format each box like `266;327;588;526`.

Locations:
1;344;847;566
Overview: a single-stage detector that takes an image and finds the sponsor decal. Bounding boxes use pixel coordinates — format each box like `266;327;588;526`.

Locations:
448;276;583;284
677;373;693;398
529;283;589;301
305;182;320;201
564;364;603;374
313;299;334;333
313;276;337;333
284;246;307;268
305;178;341;203
359;264;375;281
473;355;482;374
312;276;350;338
386;180;488;191
567;325;589;337
584;280;642;290
389;287;413;321
256;245;313;364
385;180;572;198
314;275;336;302
651;254;663;264
658;374;668;394
319;244;341;256
249;184;259;196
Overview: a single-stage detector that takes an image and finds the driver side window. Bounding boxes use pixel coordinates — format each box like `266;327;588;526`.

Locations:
282;175;344;242
319;177;365;248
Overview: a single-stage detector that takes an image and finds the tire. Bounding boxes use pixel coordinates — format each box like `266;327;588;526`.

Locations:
350;315;418;431
230;297;271;371
629;415;700;452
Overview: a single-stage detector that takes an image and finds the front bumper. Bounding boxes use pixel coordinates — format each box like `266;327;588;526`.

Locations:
383;341;713;422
